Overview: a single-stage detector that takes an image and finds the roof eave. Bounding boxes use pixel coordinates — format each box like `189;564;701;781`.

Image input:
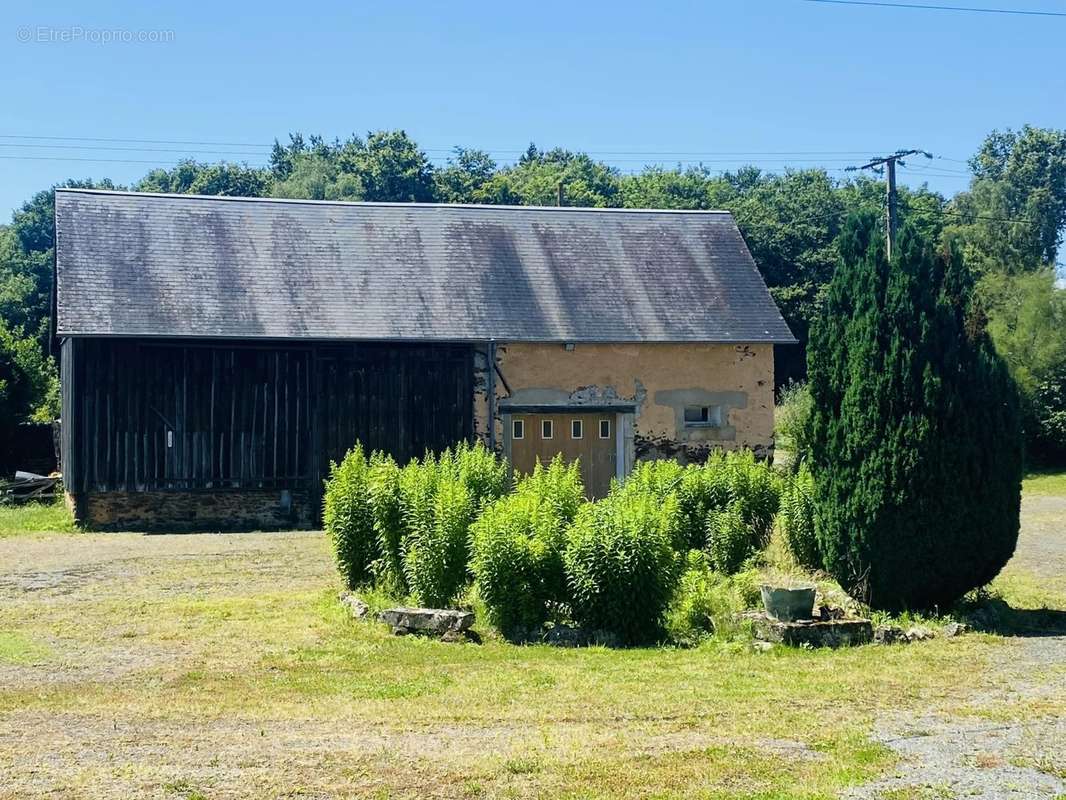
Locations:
55;331;798;345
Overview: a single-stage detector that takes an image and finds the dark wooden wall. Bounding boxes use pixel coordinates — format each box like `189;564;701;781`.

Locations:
316;343;474;468
61;338;474;495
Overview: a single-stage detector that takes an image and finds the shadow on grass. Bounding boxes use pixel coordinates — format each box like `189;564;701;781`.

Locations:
968;601;1066;638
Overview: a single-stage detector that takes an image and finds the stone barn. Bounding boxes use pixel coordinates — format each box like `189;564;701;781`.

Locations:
54;189;794;529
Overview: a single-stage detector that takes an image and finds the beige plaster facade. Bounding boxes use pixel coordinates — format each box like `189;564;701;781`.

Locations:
476;342;776;464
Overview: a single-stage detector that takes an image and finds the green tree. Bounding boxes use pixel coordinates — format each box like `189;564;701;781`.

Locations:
807;213;1022;611
0;319;57;428
980;269;1066;464
136;161;269;196
479;145;621;207
946;126;1066;275
725;169;845;387
268;131;435;202
337;130;436;202
947;127;1066;464
434;147;497;203
271;151;363;200
618;166;732;210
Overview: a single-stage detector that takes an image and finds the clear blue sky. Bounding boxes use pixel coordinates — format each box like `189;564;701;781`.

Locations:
2;0;1064;218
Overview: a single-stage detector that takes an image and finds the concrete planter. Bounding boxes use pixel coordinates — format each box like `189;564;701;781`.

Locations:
760;584;816;622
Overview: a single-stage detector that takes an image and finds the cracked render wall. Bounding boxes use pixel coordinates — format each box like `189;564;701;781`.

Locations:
475;342;776;464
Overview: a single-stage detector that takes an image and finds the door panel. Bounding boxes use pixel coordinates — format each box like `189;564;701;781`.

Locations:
510;412;616;498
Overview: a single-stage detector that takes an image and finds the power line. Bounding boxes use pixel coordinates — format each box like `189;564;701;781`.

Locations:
0;153;901;180
798;0;1066;17
0;147;979;193
899;165;973;178
0;154;268;166
0;133;275;149
0;133;972;161
900;163;972;174
0;142;269;158
933;209;1042;226
0;152;909;171
783;207;1048;231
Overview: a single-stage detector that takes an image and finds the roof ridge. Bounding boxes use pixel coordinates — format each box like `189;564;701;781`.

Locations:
54;187;733;215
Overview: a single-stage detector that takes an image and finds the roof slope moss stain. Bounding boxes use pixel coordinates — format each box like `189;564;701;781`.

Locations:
55;189;794;344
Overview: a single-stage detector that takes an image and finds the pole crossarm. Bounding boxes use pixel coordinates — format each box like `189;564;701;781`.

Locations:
845;149;933;260
851;149;933;172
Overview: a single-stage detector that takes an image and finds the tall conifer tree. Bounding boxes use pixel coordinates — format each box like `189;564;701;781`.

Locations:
806;213;1023;610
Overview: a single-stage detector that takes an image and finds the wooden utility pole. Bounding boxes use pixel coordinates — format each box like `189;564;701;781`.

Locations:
848;149;932;260
885;157;898;260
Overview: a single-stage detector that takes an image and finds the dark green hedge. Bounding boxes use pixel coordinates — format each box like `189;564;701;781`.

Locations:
806;213;1023;611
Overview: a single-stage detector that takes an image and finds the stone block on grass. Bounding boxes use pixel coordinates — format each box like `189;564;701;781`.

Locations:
744;611;872;648
379;607;474;637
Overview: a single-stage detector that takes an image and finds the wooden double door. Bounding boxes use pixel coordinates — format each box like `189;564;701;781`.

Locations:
508;411;618;498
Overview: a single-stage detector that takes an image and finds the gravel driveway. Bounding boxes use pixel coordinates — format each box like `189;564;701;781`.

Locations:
845;494;1066;800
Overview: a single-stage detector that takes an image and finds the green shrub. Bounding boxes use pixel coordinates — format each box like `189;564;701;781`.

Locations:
404;475;475;607
564;491;679;645
520;455;585;516
664;555;765;644
619;459;690;550
323;444;376;590
621;459;685;500
775;381;812;472
807;215;1023;610
470;493;567;637
705;504;757;575
674;457;734;550
470;456;583;637
367;452;406;592
622;452;781;554
729;568;764;609
451;440;511;509
322;441;510;606
779;465;821;570
663;550;719;646
721;450;782;548
515;456;585;598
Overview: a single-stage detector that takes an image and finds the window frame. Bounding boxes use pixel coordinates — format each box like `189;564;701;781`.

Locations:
599;418;611;439
512;418;525;440
541;419;554;440
683;405;722;428
571;419;583;440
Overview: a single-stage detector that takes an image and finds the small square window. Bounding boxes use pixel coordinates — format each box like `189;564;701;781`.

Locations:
512;419;524;440
571;419;583;439
684;406;722;427
599;419;611;439
684;406;709;424
541;419;554;439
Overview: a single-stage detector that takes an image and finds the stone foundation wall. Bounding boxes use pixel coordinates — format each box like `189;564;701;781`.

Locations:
72;489;316;532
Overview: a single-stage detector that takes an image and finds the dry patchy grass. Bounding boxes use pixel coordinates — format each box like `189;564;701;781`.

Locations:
0;474;1063;798
0;531;1035;800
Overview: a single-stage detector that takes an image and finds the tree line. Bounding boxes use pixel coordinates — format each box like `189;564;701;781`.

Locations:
1;126;1064;464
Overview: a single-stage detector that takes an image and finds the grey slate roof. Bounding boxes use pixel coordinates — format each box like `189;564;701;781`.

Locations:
54;189;795;343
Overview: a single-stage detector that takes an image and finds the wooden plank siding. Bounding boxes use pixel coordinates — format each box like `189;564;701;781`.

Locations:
60;339;474;496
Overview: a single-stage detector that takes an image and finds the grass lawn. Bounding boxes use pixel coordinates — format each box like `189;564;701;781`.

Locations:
1022;470;1066;497
0;498;74;537
0;476;1063;798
